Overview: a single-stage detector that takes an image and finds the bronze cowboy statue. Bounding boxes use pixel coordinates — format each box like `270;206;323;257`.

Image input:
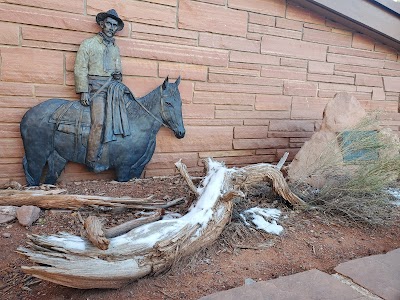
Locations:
75;9;126;172
20;9;185;186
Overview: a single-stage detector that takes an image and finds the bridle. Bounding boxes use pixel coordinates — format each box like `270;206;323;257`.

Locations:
127;85;171;129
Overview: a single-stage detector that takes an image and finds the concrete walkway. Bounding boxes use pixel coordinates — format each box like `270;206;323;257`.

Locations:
200;248;400;300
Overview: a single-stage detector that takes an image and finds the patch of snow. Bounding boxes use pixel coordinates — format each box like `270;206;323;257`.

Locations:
240;207;284;235
387;188;400;206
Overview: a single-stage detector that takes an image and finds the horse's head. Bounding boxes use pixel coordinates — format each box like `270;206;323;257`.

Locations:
160;76;185;139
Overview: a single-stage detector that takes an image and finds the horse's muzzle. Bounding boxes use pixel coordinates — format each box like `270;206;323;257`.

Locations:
175;129;185;139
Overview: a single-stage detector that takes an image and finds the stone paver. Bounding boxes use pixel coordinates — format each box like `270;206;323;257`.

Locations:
200;269;369;300
335;248;400;300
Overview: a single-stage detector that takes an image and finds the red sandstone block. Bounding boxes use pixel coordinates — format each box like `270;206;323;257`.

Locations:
209;67;260;77
372;88;386;100
195;0;226;5
0;138;24;158
185;119;242;126
195;82;282;95
0;97;41;108
255;95;291;111
0;107;29;123
179;0;247;36
5;0;83;14
0;4;100;34
355;74;383;87
248;13;275;26
21;40;79;52
328;46;387;60
303;23;330;32
379;68;400;77
123;77;166;98
318;82;357;91
307;73;354;84
360;100;398;112
261;65;307;81
159;62;207;81
182;104;214;119
35;85;77;98
234;126;268;139
1;48;63;84
384;60;400;71
352;33;375;51
0;22;19;45
374;43;398;54
269;120;314;131
121;57;158;77
132;32;197;47
230;51;280;65
156;126;233;152
199;33;260;53
22;26;91;46
228;0;285;17
334;64;379;76
146;152;198;169
0;124;20;138
291;97;329;119
233;138;289;150
0;163;24;179
286;3;325;24
327;53;385;68
280;58;308;68
308;61;334;74
119;39;229;67
209;73;283;87
0;82;33;96
193;91;255;106
244;119;270;126
255;149;276;155
283;80;317;97
383;77;400;92
216;110;290;119
132;23;197;40
88;0;176;28
276;18;303;31
228;62;262;71
247;33;263;41
248;24;302;39
268;131;313;138
303;28;352;47
262;35;327;61
198;149;254;158
215;105;253;111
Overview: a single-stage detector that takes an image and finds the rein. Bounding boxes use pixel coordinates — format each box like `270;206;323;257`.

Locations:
126;86;170;129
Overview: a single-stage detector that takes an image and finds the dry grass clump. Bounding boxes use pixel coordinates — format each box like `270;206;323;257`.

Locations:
291;116;400;225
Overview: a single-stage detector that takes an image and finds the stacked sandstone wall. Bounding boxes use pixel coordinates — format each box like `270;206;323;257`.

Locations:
0;0;399;184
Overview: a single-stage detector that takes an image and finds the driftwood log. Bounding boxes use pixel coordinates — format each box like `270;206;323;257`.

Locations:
0;189;181;210
18;157;305;289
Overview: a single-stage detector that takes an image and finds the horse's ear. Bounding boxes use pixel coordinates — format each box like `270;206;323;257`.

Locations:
175;76;181;86
162;76;168;90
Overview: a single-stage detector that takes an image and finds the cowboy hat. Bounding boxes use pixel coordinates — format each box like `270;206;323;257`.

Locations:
96;9;124;31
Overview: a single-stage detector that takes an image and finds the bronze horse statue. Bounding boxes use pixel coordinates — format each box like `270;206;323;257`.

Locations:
20;77;185;186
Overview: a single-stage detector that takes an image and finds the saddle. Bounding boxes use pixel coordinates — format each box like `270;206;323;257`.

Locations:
49;101;92;162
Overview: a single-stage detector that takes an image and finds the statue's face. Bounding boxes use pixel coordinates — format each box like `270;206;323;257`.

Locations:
100;17;119;38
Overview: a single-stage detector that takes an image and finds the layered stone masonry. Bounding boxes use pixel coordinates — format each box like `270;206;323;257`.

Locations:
0;0;399;184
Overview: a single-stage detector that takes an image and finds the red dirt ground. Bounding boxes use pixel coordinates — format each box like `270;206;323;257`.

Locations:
1;177;399;300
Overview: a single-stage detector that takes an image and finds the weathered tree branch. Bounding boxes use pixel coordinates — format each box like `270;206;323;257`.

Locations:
18;157;303;289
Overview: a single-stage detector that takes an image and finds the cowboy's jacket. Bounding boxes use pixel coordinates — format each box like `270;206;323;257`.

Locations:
74;34;122;93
